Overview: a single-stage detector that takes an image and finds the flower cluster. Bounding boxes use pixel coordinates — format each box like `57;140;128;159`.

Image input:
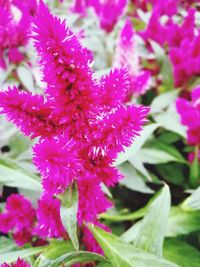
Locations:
176;87;200;146
140;1;200;87
0;194;36;246
0;0;37;68
0;1;149;250
72;0;128;32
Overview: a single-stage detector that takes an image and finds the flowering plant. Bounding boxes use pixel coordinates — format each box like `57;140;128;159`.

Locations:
0;0;200;266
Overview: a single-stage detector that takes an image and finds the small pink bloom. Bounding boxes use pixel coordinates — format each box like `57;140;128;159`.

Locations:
35;194;65;238
0;194;35;246
0;258;30;267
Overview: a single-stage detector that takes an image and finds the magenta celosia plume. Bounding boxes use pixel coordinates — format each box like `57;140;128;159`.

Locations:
176;87;200;145
0;1;149;243
0;194;36;246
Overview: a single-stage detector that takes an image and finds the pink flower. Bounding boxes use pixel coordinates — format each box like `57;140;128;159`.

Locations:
34;194;66;238
141;9;167;46
0;0;35;68
83;223;110;254
33;137;82;195
71;0;89;15
0;2;149;230
0;194;35;246
92;0;128;32
167;9;195;48
188;150;200;163
98;68;130;107
170;33;200;87
176;87;200;145
89;105;149;157
78;178;112;224
0;87;55;139
0;258;30;267
115;19;151;97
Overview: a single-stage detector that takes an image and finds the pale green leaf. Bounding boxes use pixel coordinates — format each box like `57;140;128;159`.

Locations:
0;164;41;191
34;240;74;267
51;251;107;266
17;65;34;91
114;124;159;166
182;187;200;211
60;183;79;250
133;185;171;256
164;239;200;267
89;225;178;267
118;162;153;193
151;91;179;114
0;247;45;264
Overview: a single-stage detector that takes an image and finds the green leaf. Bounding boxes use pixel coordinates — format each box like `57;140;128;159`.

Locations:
150;41;174;90
129;157;152;181
0;237;17;254
51;251;107;266
161;57;174;90
133;185;171;256
163;239;200;267
167;207;200;236
155;163;186;186
153;106;186;138
17;65;34;92
138;141;187;165
60;183;79;250
114;124;159;166
34;240;74;267
0;246;45;264
118;162;153;194
182;187;200;211
89;225;178;267
151;91;180;114
0;164;41;191
137;148;185;165
150;40;165;64
157;131;181;144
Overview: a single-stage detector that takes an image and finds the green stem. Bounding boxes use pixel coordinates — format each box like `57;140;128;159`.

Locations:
189;146;199;188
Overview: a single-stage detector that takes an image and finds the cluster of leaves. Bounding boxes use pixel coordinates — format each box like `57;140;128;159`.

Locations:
0;0;200;266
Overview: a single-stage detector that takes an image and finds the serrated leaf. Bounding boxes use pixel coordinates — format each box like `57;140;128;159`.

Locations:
89;225;178;267
60;183;79;250
133;185;171;256
164;239;200;267
0;247;45;264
